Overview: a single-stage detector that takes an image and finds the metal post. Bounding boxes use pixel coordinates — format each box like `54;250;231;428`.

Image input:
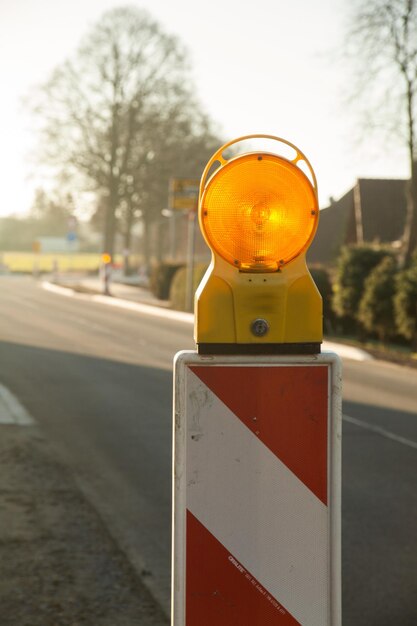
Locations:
185;210;197;312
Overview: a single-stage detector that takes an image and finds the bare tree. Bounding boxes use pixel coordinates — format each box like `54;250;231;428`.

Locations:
346;0;417;264
30;6;218;258
114;103;220;272
30;188;75;233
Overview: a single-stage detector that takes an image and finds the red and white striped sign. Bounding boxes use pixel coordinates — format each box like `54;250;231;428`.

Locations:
173;352;341;626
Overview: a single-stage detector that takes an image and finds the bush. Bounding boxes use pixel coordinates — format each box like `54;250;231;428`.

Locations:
394;255;417;350
332;245;392;333
149;263;184;300
169;263;209;311
358;256;397;342
310;266;334;331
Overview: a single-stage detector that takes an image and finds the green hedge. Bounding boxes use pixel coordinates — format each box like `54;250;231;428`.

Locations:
309;266;334;330
149;263;184;300
169;264;209;311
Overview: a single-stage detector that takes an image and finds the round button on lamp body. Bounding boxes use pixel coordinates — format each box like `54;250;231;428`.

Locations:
201;153;318;272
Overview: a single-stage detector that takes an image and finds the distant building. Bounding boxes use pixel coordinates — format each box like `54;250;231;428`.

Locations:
37;236;80;253
308;178;408;265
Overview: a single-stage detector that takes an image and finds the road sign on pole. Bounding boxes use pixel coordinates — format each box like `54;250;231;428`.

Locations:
173;352;342;625
172;135;342;625
169;178;199;211
168;178;199;307
185;210;197;312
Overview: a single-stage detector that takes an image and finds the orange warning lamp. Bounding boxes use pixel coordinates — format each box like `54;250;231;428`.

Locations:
201;152;318;272
195;135;322;353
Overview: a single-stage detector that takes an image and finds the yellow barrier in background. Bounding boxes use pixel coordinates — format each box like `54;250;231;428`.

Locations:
0;253;141;273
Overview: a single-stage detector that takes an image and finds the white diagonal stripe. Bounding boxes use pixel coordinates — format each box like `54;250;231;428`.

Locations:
186;368;329;626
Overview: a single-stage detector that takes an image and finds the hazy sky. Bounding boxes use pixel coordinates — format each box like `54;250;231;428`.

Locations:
0;0;410;217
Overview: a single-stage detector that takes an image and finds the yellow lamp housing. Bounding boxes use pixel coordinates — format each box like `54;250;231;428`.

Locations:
194;134;322;354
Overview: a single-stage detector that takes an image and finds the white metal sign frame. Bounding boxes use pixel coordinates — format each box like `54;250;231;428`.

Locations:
172;351;342;626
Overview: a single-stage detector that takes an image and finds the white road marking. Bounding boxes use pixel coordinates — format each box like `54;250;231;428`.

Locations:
343;414;417;450
0;384;35;425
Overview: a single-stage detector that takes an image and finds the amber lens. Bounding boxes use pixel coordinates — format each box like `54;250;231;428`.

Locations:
201;153;318;271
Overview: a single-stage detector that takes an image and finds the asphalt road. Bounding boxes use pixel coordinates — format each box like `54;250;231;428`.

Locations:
0;275;416;625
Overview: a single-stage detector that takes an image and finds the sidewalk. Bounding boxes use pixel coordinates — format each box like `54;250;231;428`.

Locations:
0;422;168;626
54;274;172;308
49;274;374;363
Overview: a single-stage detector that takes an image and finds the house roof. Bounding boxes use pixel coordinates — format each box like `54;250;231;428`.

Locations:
357;178;407;243
308;178;408;265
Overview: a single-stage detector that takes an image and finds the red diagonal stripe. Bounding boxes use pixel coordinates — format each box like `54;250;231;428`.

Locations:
186;510;300;625
189;365;328;504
